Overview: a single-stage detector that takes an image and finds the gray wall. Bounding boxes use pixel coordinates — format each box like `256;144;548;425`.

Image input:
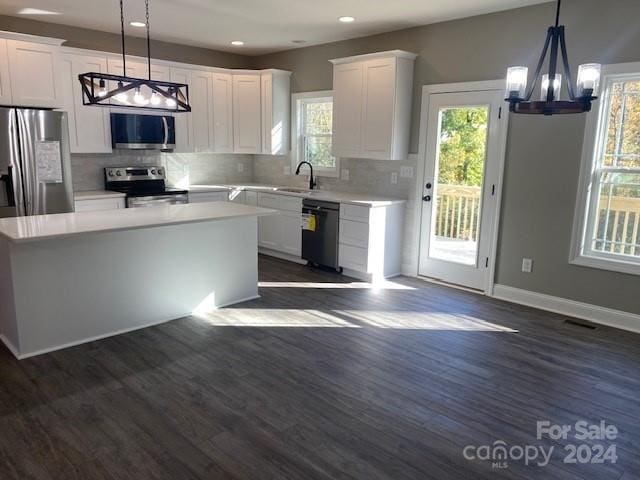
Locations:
252;0;640;315
0;15;251;68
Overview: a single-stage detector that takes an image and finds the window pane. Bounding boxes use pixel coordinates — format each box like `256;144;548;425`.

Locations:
305;136;335;168
602;81;640;168
591;172;640;258
429;106;489;266
304;101;332;135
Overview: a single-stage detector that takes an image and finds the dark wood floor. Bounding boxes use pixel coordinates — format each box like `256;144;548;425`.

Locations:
1;255;639;479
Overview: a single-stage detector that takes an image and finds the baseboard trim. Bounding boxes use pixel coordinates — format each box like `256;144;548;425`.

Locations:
492;284;640;335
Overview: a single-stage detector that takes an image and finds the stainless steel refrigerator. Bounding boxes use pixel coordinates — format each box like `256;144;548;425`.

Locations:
0;108;74;218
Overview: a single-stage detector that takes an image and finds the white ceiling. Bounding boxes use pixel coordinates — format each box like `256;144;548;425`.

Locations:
0;0;553;55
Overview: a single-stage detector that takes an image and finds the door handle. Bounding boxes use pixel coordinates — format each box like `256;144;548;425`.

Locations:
422;195;432;202
426;182;432;189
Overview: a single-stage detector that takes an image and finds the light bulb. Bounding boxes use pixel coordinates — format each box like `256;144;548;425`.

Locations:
134;87;148;105
166;95;177;108
115;82;128;102
577;63;601;98
541;74;562;101
150;91;161;106
97;79;107;98
505;66;528;99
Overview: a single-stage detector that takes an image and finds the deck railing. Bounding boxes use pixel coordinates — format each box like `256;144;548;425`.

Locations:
435;185;482;241
595;196;640;256
434;184;640;257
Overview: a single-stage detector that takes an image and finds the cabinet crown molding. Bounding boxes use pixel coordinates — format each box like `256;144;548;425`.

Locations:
329;50;418;65
0;30;65;46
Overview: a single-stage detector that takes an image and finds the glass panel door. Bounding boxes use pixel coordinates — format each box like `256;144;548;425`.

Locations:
418;89;504;291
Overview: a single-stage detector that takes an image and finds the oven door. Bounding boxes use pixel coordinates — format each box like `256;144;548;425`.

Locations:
127;193;188;208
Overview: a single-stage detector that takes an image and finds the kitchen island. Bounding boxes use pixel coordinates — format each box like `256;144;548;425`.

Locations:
0;202;275;359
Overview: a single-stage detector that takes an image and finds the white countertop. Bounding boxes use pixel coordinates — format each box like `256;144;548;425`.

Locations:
189;184;407;207
0;202;276;243
74;190;127;200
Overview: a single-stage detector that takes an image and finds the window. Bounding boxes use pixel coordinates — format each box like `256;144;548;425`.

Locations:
292;91;338;177
572;62;640;275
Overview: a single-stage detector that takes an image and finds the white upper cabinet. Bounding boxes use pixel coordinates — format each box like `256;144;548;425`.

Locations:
212;72;234;153
59;52;112;153
190;69;214;151
332;62;364;158
261;70;291;155
233;73;262;154
330;50;416;161
0;40;12;106
170;67;194;152
6;39;64;108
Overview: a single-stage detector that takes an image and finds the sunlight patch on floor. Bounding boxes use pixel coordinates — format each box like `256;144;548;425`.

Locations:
341;310;518;331
194;307;517;332
258;281;415;290
193;309;361;328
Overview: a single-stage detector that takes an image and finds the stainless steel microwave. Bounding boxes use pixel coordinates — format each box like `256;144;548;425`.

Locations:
110;113;175;151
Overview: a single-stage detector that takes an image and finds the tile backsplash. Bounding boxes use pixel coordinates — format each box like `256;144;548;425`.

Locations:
252;154;416;199
71;152;253;191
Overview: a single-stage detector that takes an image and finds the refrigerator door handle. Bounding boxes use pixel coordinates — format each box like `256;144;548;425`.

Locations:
9;110;27;216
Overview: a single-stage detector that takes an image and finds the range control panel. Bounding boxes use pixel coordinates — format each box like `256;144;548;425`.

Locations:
105;167;165;182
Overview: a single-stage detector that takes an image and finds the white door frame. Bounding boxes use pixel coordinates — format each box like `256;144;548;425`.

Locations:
411;80;510;295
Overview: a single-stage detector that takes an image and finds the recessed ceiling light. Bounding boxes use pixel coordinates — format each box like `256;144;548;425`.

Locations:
18;8;60;15
338;16;356;23
231;41;245;46
130;21;146;27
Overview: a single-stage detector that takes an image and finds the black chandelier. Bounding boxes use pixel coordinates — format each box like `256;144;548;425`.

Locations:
505;0;600;115
78;0;190;113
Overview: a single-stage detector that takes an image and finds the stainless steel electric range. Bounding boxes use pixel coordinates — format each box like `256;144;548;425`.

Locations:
104;166;188;208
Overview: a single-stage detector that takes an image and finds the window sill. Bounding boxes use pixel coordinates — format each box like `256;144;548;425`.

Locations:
570;253;640;277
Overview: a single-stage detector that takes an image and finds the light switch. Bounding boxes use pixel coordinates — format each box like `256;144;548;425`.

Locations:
237;163;244;173
522;258;533;273
341;169;350;181
391;172;398;184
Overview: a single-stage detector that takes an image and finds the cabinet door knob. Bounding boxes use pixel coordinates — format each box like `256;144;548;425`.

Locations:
422;195;432;202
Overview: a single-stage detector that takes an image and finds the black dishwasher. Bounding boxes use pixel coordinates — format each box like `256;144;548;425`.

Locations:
302;199;341;271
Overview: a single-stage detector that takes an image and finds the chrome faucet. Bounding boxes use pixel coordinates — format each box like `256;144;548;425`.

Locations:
295;161;317;190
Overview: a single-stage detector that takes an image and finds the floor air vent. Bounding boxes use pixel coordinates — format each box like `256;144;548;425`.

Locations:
564;319;598;330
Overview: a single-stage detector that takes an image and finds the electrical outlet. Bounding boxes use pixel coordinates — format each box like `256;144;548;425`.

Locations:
391;172;398;184
284;166;291;175
237;163;244;173
522;258;533;273
341;169;350;181
400;166;414;178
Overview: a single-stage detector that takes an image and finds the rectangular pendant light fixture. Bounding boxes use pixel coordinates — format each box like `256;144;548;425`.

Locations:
78;0;191;113
79;72;190;112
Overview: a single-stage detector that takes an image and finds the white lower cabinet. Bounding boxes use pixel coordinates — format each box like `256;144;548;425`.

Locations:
74;197;126;212
338;202;404;280
188;191;229;203
257;193;302;257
